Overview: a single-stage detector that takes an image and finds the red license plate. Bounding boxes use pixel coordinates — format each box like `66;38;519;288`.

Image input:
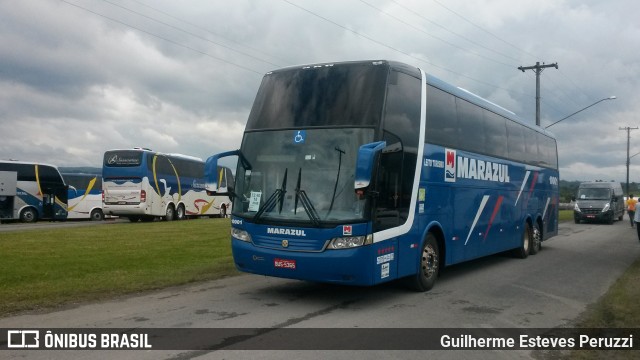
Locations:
274;258;296;269
587;215;595;218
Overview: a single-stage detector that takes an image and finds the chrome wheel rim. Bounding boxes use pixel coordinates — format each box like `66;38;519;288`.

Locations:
421;244;438;279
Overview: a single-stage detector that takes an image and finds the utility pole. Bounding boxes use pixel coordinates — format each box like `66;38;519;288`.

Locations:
620;126;639;195
518;62;558;126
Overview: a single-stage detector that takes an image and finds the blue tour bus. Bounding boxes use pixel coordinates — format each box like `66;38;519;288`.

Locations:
205;60;559;291
102;148;232;222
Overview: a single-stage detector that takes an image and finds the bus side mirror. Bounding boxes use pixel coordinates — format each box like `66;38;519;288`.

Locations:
205;150;244;199
354;141;386;197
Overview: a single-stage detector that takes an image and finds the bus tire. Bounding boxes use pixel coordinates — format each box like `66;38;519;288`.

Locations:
90;209;104;221
408;233;439;292
20;207;38;223
529;222;541;255
128;216;140;222
165;205;175;221
513;222;531;259
176;204;185;220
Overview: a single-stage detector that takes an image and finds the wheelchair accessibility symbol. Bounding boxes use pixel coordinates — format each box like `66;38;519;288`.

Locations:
294;130;306;144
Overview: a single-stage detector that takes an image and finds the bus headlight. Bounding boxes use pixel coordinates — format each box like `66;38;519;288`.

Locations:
574;203;581;212
328;234;373;249
602;203;611;212
231;227;252;242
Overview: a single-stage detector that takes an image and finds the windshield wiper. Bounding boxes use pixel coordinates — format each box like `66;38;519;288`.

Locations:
294;168;321;226
326;147;345;218
253;168;287;222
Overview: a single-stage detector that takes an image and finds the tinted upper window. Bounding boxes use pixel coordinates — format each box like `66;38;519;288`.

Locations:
104;151;143;167
63;174;101;189
455;98;485;154
425;85;557;169
246;63;388;130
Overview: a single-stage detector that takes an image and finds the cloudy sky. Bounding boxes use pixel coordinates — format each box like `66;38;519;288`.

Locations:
1;0;639;182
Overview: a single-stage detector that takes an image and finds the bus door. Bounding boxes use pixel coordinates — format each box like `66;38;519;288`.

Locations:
0;171;17;219
43;188;55;219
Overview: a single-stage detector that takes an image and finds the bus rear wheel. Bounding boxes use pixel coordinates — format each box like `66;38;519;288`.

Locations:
407;233;439;292
176;204;185;220
513;222;531;259
529;222;541;255
20;207;37;223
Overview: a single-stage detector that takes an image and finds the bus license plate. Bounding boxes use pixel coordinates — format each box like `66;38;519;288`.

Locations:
274;258;296;269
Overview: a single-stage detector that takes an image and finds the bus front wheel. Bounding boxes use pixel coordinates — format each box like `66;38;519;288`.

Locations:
20;208;37;223
164;205;175;221
90;209;104;221
407;233;439;292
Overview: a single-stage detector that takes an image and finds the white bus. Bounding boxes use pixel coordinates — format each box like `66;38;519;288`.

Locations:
63;173;105;221
0;160;68;223
102;148;232;222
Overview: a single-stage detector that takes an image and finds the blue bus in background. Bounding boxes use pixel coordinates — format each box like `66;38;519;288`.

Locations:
102;148;232;222
63;173;105;221
205;60;559;291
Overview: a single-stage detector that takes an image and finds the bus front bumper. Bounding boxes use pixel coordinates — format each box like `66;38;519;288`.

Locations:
231;239;396;286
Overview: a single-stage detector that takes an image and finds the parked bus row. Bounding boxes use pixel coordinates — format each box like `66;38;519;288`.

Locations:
0;151;231;223
102;148;232;222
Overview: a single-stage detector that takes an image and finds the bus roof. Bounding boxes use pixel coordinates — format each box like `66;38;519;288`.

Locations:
0;159;61;169
105;149;204;163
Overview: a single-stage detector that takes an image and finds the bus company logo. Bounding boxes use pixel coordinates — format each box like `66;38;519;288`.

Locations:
267;227;307;237
444;149;456;182
191;179;206;189
107;154;118;165
444;149;511;184
343;225;352;236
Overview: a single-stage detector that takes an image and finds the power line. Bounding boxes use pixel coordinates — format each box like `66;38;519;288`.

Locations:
388;0;521;63
129;0;291;66
100;0;282;68
430;0;539;61
281;0;530;98
60;0;265;75
358;0;515;68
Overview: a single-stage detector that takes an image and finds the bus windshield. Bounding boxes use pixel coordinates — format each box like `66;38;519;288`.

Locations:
233;128;375;225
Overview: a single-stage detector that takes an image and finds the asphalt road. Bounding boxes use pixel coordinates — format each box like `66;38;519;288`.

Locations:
2;219;639;359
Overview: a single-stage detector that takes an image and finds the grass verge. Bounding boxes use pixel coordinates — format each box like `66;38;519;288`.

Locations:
0;218;236;317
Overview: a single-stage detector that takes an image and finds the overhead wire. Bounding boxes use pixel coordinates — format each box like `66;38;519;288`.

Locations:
281;0;531;98
385;0;522;64
128;0;291;66
430;0;539;61
59;0;265;75
428;0;592;116
100;0;283;68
